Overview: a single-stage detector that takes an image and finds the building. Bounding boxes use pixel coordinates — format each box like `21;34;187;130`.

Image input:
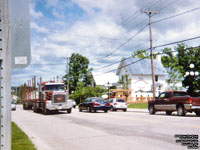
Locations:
116;57;167;102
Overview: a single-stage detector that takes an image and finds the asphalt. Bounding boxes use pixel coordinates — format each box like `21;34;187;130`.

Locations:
127;108;148;113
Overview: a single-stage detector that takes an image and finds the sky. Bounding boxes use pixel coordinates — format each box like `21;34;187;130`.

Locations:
11;0;200;86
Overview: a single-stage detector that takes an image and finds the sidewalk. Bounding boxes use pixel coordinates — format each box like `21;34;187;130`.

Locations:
127;108;148;113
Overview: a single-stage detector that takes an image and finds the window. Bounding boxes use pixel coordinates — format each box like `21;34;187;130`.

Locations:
155;75;158;82
165;92;170;98
159;93;165;98
173;92;189;97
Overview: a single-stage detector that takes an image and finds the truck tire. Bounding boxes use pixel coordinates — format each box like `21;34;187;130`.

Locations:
23;103;26;110
195;111;200;116
79;109;82;112
149;105;155;115
166;111;172;115
177;105;185;116
67;108;72;113
43;107;49;115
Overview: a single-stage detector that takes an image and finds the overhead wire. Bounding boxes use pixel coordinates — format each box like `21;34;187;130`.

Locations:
94;35;200;76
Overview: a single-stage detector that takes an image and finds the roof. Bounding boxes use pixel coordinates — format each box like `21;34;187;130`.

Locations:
117;57;167;76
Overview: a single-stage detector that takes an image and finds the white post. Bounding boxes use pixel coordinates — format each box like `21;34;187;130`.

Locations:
0;0;11;149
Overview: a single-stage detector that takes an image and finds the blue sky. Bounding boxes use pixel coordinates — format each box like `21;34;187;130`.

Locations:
11;0;200;86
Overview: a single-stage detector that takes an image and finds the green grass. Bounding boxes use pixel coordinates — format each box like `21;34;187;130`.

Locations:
12;122;36;150
128;103;148;109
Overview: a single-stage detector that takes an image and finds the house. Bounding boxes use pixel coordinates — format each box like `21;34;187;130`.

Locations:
116;57;167;102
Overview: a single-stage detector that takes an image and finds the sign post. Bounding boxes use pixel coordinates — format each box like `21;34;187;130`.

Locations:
0;0;30;149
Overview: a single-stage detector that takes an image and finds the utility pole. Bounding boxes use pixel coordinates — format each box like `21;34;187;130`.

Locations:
67;57;69;97
142;9;159;98
0;1;11;149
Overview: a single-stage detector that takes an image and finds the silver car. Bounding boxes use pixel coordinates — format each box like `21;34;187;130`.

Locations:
11;101;16;111
108;98;127;112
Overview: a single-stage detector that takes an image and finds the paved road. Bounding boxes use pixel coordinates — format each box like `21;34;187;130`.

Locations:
12;105;200;150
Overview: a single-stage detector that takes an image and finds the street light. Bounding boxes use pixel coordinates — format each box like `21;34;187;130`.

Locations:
107;81;110;99
185;64;199;77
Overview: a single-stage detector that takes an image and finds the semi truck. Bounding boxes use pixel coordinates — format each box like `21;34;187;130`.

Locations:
33;81;73;115
22;77;73;115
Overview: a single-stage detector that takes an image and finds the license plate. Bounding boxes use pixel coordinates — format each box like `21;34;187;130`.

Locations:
58;106;62;109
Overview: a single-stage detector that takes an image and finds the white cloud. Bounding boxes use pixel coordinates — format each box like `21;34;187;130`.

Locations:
30;22;49;33
30;3;43;19
12;0;200;86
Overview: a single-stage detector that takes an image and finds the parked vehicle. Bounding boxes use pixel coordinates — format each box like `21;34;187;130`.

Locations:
79;97;111;113
68;99;76;108
148;91;200;116
32;81;73;115
108;98;127;112
11;101;16;111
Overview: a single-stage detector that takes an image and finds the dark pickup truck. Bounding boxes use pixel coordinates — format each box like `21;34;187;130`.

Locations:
148;91;200;116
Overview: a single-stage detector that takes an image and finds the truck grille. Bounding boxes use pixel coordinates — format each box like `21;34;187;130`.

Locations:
53;95;66;103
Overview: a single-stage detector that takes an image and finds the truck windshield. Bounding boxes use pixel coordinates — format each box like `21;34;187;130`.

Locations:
45;85;64;91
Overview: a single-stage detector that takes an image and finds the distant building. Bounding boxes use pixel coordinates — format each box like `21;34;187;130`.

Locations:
116;57;167;102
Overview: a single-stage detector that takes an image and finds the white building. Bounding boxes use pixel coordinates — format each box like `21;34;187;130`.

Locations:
116;57;167;101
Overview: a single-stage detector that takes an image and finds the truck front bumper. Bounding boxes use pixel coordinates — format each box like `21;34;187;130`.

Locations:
46;101;73;110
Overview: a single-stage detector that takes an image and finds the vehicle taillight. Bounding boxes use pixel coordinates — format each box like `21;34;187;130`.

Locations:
114;103;117;105
93;102;100;106
106;102;110;106
189;97;192;104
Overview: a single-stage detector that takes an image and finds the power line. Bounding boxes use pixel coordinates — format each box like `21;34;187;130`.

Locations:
100;24;148;59
152;6;200;24
93;42;149;71
94;35;200;76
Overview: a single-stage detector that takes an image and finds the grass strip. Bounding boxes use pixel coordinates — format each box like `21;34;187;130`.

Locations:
12;122;36;150
128;103;148;109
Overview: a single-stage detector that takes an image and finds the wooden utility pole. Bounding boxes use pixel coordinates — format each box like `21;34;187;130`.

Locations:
67;57;69;97
142;9;159;98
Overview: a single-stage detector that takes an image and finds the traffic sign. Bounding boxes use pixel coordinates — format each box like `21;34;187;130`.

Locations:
9;0;31;69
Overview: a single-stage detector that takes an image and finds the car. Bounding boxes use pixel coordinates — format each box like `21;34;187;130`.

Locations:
71;100;76;108
11;101;16;111
108;98;127;112
79;97;111;113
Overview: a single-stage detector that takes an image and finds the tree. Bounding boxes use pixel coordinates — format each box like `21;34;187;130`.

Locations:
161;44;200;96
132;49;149;59
118;70;131;90
63;53;93;94
71;85;106;104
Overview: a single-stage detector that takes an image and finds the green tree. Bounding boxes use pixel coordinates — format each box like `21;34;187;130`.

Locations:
132;49;150;59
118;70;131;90
71;85;106;104
162;44;200;96
64;53;92;93
64;53;93;94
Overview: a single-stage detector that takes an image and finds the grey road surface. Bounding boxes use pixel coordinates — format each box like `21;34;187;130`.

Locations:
12;105;200;150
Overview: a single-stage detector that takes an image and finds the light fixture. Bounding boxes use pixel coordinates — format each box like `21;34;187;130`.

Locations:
190;64;194;69
190;71;194;76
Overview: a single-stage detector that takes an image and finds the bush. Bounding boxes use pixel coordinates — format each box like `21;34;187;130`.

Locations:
71;86;106;104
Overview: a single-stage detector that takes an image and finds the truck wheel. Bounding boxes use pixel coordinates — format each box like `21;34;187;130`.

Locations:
177;105;185;116
79;109;82;112
23;104;26;110
67;108;72;113
104;110;108;113
195;111;200;116
149;105;155;115
166;111;172;115
44;107;49;115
